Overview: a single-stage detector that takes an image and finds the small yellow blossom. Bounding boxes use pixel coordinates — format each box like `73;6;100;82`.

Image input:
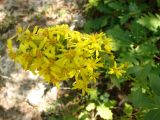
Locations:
85;58;103;74
108;62;126;78
104;37;112;54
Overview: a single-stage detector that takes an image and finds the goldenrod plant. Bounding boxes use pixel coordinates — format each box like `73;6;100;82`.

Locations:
7;24;126;95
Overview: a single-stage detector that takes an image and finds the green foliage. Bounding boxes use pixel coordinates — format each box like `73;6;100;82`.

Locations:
45;89;116;120
84;16;108;32
85;88;117;119
129;88;157;109
107;25;131;50
84;0;160;119
123;103;133;118
149;73;160;96
144;109;160;120
137;13;160;32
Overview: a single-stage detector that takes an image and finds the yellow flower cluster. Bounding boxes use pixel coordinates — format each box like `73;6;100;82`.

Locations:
108;62;126;78
7;24;125;95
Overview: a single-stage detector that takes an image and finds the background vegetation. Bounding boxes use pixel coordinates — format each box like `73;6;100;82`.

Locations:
43;0;160;120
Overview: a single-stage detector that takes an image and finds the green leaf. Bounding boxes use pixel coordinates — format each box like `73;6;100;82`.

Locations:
123;103;133;117
137;13;160;32
88;0;99;7
144;109;160;120
100;93;110;102
129;88;156;108
108;1;124;11
97;105;113;120
119;14;130;25
128;64;152;88
104;0;113;4
79;111;90;120
129;2;140;14
137;64;151;87
84;16;108;32
107;25;131;50
86;103;96;111
97;2;112;14
129;21;147;43
149;73;160;96
152;95;160;107
110;76;120;88
119;52;139;65
88;89;98;100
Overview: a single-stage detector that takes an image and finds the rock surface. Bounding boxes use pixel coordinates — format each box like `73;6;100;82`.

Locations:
0;56;58;120
0;0;85;119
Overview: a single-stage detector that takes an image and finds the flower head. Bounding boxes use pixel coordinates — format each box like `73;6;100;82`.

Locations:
108;62;126;78
7;24;121;95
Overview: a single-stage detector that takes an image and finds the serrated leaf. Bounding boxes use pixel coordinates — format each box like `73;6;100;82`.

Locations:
129;88;157;108
137;13;160;32
107;25;132;50
108;1;124;11
128;64;152;88
129;2;139;13
130;21;147;42
119;14;130;25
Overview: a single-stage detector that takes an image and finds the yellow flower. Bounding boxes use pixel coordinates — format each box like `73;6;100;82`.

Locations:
108;61;126;78
85;58;103;74
72;79;90;95
104;38;112;45
89;33;104;58
104;45;112;54
104;37;112;54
